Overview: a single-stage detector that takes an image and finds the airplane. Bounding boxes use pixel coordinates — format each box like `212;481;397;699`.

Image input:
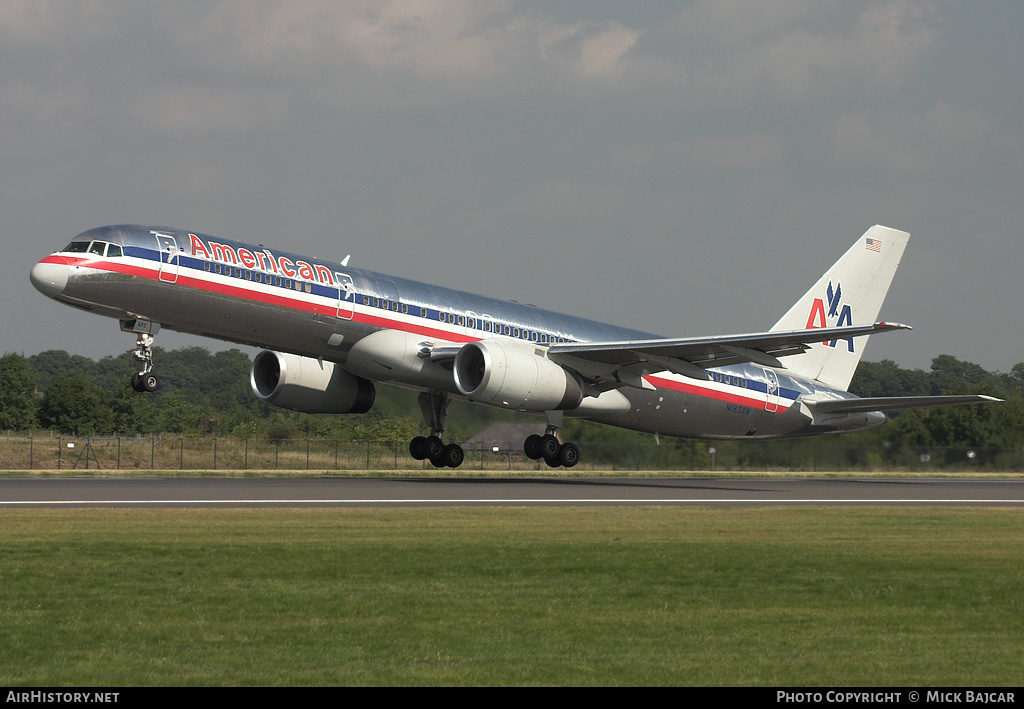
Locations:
30;223;998;468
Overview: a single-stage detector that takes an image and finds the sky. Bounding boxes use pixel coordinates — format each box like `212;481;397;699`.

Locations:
3;1;1022;374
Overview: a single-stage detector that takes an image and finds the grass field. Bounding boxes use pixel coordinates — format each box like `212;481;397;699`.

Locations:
2;506;1022;686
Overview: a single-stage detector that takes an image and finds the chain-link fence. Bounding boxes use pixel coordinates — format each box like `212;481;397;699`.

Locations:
1;433;1021;472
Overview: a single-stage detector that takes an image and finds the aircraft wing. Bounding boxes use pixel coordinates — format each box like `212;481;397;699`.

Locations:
806;394;1002;414
547;322;909;384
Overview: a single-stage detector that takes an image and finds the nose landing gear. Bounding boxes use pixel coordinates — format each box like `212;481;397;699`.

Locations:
121;319;161;393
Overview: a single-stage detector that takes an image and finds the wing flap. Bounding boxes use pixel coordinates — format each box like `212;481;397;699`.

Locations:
547;322;909;382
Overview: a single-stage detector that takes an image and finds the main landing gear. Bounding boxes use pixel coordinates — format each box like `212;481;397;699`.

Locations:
121;319;161;393
409;392;465;468
523;415;580;468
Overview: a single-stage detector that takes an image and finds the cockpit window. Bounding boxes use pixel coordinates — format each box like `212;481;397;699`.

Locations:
62;240;121;257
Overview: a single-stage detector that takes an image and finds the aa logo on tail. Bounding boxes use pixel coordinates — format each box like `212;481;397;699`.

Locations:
805;280;854;352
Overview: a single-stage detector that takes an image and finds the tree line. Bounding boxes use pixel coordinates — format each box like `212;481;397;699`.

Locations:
1;348;1022;469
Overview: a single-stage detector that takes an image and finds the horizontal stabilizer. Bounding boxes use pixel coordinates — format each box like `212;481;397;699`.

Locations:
807;394;1002;414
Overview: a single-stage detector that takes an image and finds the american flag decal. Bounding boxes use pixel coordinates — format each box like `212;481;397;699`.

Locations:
865;237;881;252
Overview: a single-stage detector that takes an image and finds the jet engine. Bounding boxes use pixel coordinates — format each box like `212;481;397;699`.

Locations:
250;350;375;414
453;340;583;410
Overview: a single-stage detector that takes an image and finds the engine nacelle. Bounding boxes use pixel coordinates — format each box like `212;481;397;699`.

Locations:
250;350;375;414
453;340;583;410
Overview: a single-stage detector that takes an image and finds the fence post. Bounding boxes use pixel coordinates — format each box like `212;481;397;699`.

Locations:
151;436;155;469
58;436;62;470
29;436;33;470
306;438;310;470
213;437;217;470
365;440;370;470
117;437;121;470
244;438;248;470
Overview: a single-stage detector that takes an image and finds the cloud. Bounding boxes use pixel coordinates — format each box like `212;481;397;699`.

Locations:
0;0;947;142
125;84;290;139
825;103;995;171
638;0;939;105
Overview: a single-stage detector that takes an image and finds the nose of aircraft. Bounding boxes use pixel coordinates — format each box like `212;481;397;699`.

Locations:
30;256;69;298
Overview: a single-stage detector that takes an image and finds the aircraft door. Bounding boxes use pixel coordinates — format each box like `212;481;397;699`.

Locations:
764;368;780;413
336;273;354;319
156;233;179;283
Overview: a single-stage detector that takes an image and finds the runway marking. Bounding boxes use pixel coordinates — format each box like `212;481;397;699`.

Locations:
4;499;1024;506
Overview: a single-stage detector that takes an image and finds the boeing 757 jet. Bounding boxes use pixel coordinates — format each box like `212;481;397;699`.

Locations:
30;224;996;468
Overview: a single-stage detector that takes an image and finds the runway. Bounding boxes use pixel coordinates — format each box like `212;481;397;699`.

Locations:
3;475;1024;507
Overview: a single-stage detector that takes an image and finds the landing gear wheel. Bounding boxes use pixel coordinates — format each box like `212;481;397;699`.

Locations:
425;435;445;460
141;373;159;392
413;392;463;469
409;436;428;460
441;443;465;468
540;434;561;462
558;442;580;468
524;434;543;460
130;373;143;392
544;456;561;468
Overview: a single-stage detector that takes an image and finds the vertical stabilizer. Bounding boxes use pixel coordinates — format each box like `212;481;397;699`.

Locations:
770;225;910;391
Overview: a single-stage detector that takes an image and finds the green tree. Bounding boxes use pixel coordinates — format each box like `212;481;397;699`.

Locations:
111;381;159;435
850;359;931;397
929;354;998;395
38;374;114;435
159;391;212;434
0;353;40;431
29;350;98;389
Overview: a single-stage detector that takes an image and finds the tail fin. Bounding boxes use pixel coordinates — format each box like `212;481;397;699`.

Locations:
770;225;910;391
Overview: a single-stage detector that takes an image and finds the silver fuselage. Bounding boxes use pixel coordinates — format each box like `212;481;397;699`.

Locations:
30;224;884;439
